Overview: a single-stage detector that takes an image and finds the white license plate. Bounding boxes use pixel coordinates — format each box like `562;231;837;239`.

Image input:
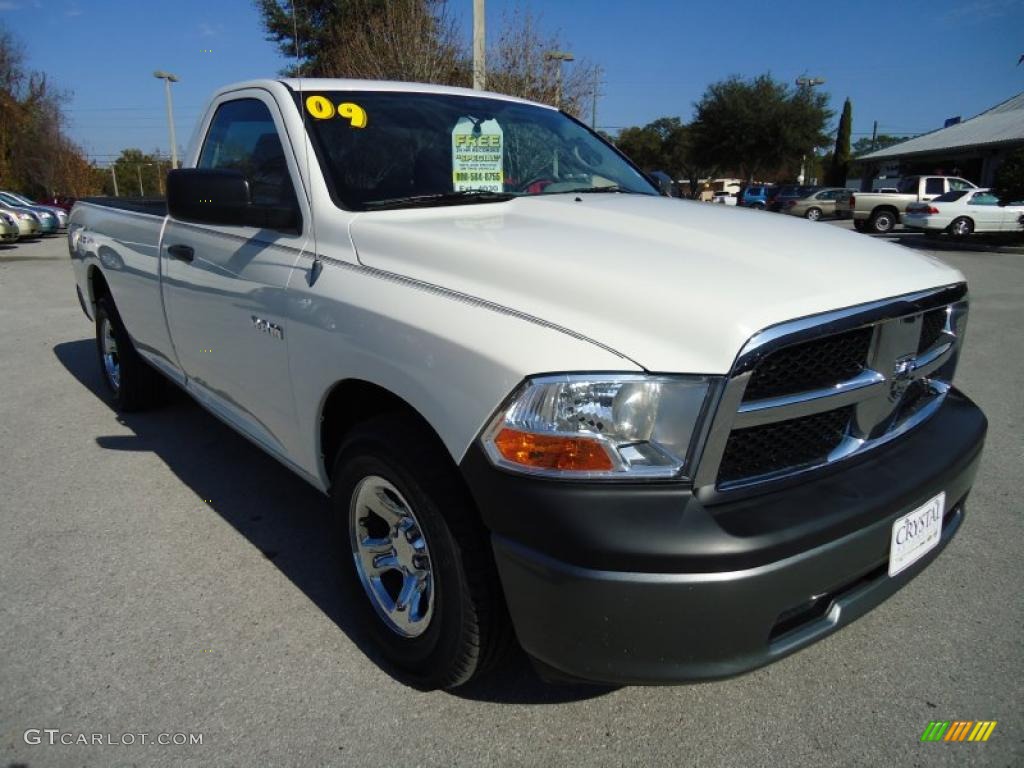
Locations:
889;492;945;577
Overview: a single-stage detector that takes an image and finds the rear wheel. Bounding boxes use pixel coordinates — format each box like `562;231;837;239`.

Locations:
94;296;164;411
868;209;897;234
948;217;974;238
804;207;823;221
331;415;513;689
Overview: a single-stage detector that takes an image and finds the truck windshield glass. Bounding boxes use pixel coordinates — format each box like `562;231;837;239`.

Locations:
295;91;657;210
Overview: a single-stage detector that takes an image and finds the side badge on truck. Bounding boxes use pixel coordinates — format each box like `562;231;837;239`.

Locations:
252;315;284;340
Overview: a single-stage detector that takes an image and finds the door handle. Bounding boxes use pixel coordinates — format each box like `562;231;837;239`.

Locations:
167;244;194;262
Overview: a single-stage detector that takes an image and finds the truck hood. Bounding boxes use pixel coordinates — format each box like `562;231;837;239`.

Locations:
349;195;963;373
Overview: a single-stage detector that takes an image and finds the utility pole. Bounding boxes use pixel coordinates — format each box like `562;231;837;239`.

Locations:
591;72;599;129
472;0;485;90
110;165;119;197
795;76;826;184
870;120;878;152
137;165;144;197
545;51;574;109
153;71;180;168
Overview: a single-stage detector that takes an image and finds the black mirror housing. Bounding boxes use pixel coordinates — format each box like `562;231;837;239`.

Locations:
167;169;300;233
167;169;251;226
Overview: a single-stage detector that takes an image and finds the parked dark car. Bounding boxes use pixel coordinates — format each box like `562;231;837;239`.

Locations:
768;185;819;212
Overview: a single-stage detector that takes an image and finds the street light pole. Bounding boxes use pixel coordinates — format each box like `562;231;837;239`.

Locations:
137;165;144;197
472;0;486;90
153;71;180;168
545;51;574;109
110;165;119;197
795;76;825;184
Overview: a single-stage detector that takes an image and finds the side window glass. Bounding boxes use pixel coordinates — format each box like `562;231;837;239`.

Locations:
968;192;998;206
199;99;297;209
949;179;973;191
925;178;944;195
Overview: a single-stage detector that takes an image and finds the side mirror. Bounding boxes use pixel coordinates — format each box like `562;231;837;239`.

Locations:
167;169;299;232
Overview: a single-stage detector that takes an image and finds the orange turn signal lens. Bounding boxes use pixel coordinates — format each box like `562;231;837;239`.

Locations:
492;428;614;472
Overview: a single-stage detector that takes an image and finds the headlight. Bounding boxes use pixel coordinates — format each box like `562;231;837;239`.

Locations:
482;374;715;480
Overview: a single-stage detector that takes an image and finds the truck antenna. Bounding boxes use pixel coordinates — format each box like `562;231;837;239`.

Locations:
291;1;322;285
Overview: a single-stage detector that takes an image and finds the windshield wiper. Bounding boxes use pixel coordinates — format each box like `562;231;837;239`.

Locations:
542;185;645;195
363;190;516;210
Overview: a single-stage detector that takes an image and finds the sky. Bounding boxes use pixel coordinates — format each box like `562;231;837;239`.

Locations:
2;0;1023;163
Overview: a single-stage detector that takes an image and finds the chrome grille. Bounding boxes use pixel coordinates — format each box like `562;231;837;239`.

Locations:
743;327;872;400
718;406;853;484
694;285;968;496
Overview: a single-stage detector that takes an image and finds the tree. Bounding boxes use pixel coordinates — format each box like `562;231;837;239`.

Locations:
256;0;464;83
254;1;600;118
0;24;98;197
826;98;852;186
99;149;169;198
485;7;600;119
689;74;832;182
992;147;1024;207
851;134;909;157
614;117;712;196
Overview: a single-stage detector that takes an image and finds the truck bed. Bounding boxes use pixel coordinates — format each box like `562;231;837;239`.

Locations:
79;197;167;217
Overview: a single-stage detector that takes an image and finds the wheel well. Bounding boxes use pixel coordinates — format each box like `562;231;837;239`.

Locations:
87;265;109;308
319;380;449;486
870;205;899;219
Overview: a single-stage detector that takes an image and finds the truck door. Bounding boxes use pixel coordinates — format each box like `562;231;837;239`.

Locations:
161;92;311;461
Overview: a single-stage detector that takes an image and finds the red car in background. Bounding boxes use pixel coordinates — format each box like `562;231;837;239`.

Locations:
38;196;76;212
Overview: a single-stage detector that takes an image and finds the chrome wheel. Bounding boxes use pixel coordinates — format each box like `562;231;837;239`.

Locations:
872;213;894;232
951;218;972;237
806;207;822;221
100;317;121;391
349;475;434;638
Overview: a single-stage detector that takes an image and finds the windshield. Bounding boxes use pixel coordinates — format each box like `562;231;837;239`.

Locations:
295;91;657;210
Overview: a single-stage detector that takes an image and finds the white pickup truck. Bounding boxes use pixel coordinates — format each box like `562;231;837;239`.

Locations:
68;79;987;689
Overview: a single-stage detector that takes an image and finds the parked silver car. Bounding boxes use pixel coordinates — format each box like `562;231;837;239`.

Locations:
783;187;851;221
0;202;42;237
0;192;62;233
0;210;20;243
0;191;69;229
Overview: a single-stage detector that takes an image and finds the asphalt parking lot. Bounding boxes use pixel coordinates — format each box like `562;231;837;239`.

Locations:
1;227;1022;767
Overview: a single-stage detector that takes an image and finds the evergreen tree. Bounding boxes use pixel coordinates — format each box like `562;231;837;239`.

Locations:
827;98;852;186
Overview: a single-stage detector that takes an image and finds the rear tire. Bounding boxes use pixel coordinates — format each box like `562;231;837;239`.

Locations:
948;217;974;238
94;296;164;411
868;209;897;234
804;207;822;221
853;219;867;232
331;414;514;689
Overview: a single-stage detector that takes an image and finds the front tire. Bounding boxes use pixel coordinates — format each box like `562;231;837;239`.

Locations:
331;415;513;689
853;219;867;232
94;296;163;411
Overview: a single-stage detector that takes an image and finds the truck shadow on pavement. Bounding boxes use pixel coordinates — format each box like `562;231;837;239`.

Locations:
53;338;614;705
